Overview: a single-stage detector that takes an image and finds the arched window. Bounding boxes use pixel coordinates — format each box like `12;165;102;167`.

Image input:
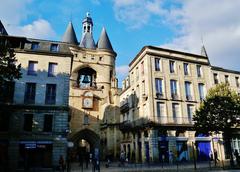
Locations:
77;67;97;89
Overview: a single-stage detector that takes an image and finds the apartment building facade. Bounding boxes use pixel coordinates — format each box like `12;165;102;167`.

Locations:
0;34;72;170
120;46;240;163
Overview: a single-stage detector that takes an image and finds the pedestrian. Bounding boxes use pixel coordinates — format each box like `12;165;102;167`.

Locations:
234;149;240;166
120;150;125;166
169;151;174;164
85;152;89;169
59;155;65;172
214;149;219;166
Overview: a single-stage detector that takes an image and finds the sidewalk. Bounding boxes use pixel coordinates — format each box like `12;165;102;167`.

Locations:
69;161;232;172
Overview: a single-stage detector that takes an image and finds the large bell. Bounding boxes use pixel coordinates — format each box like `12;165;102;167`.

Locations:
82;75;90;83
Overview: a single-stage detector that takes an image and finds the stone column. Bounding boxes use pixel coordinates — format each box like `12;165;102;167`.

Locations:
141;131;146;163
167;130;177;162
149;129;159;162
187;131;196;161
8;140;19;172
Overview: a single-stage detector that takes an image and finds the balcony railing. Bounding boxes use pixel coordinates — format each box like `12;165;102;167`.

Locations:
156;93;164;99
153;116;194;125
120;100;129;112
171;94;179;100
186;95;193;101
119;120;133;130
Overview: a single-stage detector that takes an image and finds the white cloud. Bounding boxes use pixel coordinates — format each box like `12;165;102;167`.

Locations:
162;0;240;71
116;65;129;83
112;0;167;29
0;0;32;25
7;19;56;39
0;0;56;40
116;65;129;75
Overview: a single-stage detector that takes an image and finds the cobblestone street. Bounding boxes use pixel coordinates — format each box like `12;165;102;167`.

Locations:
69;161;239;172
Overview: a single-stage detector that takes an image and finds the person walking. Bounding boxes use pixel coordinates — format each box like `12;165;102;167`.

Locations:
214;149;219;166
234;149;240;166
59;155;65;172
169;151;174;164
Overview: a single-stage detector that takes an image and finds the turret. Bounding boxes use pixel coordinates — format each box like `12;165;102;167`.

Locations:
62;22;78;45
79;12;96;49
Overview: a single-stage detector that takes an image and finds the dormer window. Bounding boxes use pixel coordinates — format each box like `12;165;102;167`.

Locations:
31;42;39;50
50;44;59;52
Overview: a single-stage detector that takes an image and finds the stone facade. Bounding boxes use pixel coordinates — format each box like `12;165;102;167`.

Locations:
0;36;71;171
68;14;121;161
120;46;240;163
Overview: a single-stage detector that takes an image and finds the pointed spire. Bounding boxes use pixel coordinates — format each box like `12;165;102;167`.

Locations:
97;27;113;51
201;45;208;57
0;20;8;35
62;22;78;45
79;32;96;49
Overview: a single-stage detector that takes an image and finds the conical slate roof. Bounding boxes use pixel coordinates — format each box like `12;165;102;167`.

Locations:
79;32;96;49
97;27;113;51
201;45;208;57
0;20;8;35
62;22;78;45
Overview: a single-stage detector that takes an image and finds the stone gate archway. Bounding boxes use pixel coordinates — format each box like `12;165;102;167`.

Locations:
69;129;100;162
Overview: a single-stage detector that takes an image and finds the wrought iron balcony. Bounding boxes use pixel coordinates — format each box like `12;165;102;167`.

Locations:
156;92;164;99
171;93;179;100
153;116;194;126
119;120;133;130
186;95;193;101
120;100;129;112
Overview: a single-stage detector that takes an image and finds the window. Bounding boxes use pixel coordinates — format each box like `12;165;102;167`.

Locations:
187;104;194;121
172;103;179;119
183;63;189;75
236;77;239;87
31;42;39;50
131;72;134;85
50;44;59;52
185;81;192;100
0;111;10;131
142;81;145;95
225;75;229;84
0;81;15;103
141;61;144;75
196;65;202;77
23;114;33;131
48;63;57;77
155;78;163;95
170;80;178;98
27;61;38;75
84;115;89;125
136;67;139;81
24;83;36;104
45;84;56;104
169;61;175;73
43;114;53;132
214;73;219;84
198;83;205;101
155;58;160;71
156;102;165;117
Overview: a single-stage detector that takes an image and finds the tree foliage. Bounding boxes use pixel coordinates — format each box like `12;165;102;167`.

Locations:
0;39;21;84
193;83;240;134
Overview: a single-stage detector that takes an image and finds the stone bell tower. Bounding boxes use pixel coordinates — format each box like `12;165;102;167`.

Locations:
67;13;120;160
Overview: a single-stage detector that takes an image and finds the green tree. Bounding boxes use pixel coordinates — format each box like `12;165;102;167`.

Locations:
0;38;22;84
193;83;240;166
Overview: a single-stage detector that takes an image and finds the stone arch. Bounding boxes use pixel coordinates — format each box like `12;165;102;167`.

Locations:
70;129;100;152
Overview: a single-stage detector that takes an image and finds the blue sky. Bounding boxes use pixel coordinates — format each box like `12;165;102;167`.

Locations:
1;0;240;85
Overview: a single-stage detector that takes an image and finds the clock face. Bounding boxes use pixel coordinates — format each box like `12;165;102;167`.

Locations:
83;97;93;108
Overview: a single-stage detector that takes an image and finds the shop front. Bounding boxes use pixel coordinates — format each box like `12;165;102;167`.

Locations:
19;141;52;168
